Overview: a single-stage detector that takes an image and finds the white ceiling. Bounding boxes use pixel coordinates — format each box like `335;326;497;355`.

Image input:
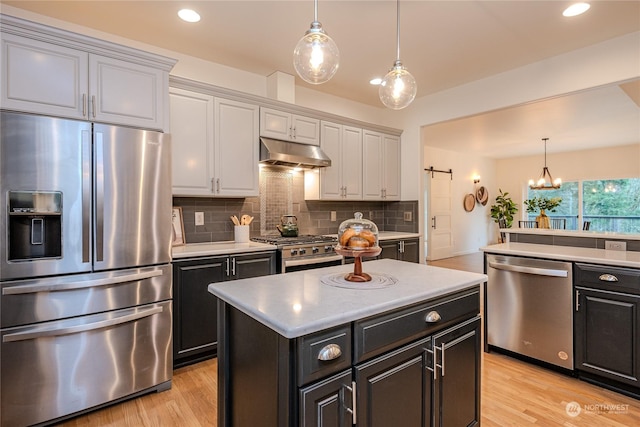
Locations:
3;0;640;158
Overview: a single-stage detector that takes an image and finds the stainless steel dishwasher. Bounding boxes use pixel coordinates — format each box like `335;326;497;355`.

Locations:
486;254;573;369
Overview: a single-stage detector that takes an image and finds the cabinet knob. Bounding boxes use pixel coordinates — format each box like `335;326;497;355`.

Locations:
317;343;342;361
425;311;441;323
598;274;618;282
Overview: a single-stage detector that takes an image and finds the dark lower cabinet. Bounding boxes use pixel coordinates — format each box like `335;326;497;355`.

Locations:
355;336;432;426
217;286;481;427
379;238;420;263
299;370;353;427
574;263;640;397
172;251;275;368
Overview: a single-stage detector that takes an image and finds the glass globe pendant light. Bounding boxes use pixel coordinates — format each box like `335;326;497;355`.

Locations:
379;0;417;110
293;0;340;85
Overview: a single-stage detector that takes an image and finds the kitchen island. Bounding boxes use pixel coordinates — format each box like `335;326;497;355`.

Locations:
208;259;486;426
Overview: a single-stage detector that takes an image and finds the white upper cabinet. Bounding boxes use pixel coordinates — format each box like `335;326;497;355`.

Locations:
309;121;362;200
169;87;259;197
169;88;215;196
1;17;174;131
260;107;320;145
362;130;401;200
214;98;259;197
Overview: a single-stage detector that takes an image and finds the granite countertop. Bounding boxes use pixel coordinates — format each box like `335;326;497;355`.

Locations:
323;231;421;240
172;241;277;259
481;242;640;269
501;228;640;241
208;259;486;339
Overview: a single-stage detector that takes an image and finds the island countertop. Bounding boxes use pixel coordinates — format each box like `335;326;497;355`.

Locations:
208;259;486;339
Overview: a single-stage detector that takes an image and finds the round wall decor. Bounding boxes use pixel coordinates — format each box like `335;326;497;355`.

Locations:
464;193;476;212
476;186;489;205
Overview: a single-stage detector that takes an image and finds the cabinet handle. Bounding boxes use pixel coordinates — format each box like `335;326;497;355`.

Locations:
424;346;436;380
440;342;446;376
225;258;230;276
343;381;357;425
91;95;96;118
317;343;342;361
598;274;618;282
216;178;220;193
400;240;405;253
575;289;580;311
231;257;236;276
211;178;215;193
425;311;441;323
292;126;296;139
82;93;87;117
432;216;436;229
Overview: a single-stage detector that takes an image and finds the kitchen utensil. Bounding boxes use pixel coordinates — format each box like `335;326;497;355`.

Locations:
230;215;240;225
276;215;298;237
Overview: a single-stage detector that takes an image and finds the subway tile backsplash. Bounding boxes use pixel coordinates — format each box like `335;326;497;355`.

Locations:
174;170;418;244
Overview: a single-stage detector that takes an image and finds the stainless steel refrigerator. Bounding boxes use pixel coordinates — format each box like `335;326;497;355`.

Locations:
0;111;173;427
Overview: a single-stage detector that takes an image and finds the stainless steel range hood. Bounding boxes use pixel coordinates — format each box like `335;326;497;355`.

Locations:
259;137;331;169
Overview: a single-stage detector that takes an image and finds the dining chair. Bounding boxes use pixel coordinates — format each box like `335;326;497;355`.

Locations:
498;218;507;243
518;220;538;228
583;221;591;230
550;218;566;229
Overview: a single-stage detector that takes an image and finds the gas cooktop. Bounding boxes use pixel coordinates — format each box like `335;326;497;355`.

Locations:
251;235;337;246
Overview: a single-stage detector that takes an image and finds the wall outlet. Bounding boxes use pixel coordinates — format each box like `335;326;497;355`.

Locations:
330;211;337;222
605;240;626;251
195;211;205;226
404;211;412;222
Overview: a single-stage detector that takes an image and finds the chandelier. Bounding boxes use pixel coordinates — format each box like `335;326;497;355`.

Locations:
529;138;561;190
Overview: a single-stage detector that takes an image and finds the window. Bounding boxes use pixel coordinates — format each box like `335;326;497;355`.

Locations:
526;178;640;232
527;182;579;229
583;178;640;233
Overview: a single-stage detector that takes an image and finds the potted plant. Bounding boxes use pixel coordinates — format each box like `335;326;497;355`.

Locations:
490;189;518;233
523;196;562;228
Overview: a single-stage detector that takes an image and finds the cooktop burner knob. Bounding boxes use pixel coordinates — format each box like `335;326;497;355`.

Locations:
324;245;333;252
312;247;319;254
290;249;298;256
299;248;306;255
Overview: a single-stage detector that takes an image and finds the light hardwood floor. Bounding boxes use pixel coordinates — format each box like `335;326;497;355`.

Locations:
59;253;639;426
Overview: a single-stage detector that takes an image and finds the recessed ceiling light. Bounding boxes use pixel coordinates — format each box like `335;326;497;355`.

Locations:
369;78;382;85
563;3;590;17
178;9;201;23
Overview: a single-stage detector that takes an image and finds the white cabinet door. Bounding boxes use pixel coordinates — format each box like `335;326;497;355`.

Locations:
317;121;362;200
260;107;291;140
341;125;363;200
215;98;259;197
291;115;320;145
90;55;165;130
260;107;319;145
362;130;383;200
1;33;88;119
319;121;343;199
382;134;401;200
169;88;215;196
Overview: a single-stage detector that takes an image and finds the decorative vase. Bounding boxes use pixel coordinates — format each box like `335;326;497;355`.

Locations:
536;209;550;229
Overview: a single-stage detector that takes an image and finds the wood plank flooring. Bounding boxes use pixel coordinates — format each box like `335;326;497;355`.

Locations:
59;253;639;426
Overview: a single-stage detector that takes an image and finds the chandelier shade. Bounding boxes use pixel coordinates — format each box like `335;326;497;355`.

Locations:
529;138;562;190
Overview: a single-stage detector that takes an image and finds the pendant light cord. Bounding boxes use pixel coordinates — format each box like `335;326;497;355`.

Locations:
395;0;401;61
314;0;318;22
543;137;548;167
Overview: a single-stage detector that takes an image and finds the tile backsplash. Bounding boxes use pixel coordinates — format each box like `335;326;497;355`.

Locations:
173;169;418;244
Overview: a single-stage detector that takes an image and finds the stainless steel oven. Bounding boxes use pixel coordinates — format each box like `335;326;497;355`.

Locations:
250;235;342;273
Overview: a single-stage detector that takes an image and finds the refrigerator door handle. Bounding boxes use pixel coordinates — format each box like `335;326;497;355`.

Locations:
2;269;163;295
82;129;92;263
2;305;163;343
95;131;104;262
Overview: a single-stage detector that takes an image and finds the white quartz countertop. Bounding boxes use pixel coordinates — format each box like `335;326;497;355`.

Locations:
481;242;640;269
172;241;277;259
502;228;640;241
208;259;486;339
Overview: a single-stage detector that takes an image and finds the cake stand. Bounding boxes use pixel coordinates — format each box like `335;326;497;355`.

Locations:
334;247;382;282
